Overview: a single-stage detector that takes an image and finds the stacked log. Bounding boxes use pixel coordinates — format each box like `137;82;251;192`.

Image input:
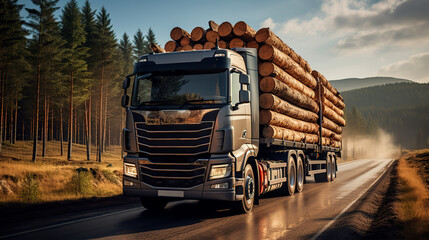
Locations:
163;21;346;148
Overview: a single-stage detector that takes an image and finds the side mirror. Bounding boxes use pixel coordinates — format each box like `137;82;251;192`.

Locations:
239;73;250;85
123;77;130;89
121;95;130;107
239;90;250;103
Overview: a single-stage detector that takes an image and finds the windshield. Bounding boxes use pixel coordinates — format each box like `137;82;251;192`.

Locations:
132;71;228;108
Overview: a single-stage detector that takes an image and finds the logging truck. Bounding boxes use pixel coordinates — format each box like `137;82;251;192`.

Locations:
120;46;342;213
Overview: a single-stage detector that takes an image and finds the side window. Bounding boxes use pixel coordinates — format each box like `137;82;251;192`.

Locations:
132;77;152;105
230;72;240;106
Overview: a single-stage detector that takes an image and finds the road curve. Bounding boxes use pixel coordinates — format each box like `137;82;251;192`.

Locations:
1;159;394;240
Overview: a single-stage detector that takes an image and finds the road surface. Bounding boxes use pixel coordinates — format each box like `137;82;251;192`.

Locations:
0;159;394;240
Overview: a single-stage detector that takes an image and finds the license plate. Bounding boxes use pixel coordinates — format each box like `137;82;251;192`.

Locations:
158;190;184;197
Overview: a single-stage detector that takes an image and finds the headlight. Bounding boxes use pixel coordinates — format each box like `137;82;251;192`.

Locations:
210;164;232;180
124;163;137;178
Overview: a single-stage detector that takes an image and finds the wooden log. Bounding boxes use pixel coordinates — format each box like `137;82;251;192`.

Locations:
233;21;256;42
323;97;344;116
229;38;246;48
259;93;319;123
182;45;193;51
164;40;178;52
206;30;220;43
218;40;229;49
175;46;183;51
263;125;319;143
247;40;259;50
260;77;319;113
170;27;190;41
322;117;343;135
323;85;345;109
256;28;310;72
180;37;192;47
259;44;317;89
322;104;346;126
259;62;315;99
204;41;215;49
218;21;234;39
311;70;337;95
322;127;342;141
208;20;219;31
193;43;204;50
191;27;206;42
150;43;165;53
260;110;319;134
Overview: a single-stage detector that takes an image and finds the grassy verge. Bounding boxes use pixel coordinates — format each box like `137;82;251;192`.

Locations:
0;141;123;204
396;149;429;239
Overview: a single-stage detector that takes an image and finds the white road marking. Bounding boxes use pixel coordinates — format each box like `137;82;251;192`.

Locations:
310;159;395;240
0;207;143;239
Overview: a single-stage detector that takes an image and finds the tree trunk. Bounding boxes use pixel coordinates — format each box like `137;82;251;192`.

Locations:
67;73;73;161
260;110;319;134
322;127;342;141
322;104;346;127
259;62;315;99
259;44;317;89
4;106;7;142
256;28;311;72
103;84;108;152
260;77;319;113
50;101;53;141
13;98;17;144
85;101;90;161
322;117;343;135
191;27;206;42
9;105;12;144
97;66;104;162
88;95;91;159
60;106;63;156
170;27;190;41
22;119;24;141
262;125;319;143
0;69;3;154
208;20;219;31
233;21;256;42
322;97;344;116
259;93;319;123
42;87;47;157
32;62;41;162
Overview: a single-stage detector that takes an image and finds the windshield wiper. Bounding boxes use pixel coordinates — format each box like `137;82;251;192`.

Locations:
179;97;225;109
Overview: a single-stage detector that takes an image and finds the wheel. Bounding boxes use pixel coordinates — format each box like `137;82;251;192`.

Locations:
281;155;296;196
331;155;337;180
296;155;304;193
314;156;332;183
140;197;168;211
233;164;255;213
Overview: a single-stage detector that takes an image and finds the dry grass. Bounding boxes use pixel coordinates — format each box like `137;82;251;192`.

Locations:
0;141;123;204
396;149;429;240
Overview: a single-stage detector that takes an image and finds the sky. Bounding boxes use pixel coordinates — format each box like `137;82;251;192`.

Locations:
19;0;429;82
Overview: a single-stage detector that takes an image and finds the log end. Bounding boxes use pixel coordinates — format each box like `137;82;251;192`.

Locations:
208;20;219;32
191;27;205;42
247;40;259;50
182;45;193;51
258;44;274;61
258;61;275;77
180;37;191;47
206;30;220;43
259;77;275;93
259;110;272;125
164;40;177;52
218;22;233;37
218;40;229;49
255;28;270;43
259;93;274;109
232;21;248;37
262;125;275;138
229;38;246;48
204;41;215;49
170;27;187;41
193;43;204;50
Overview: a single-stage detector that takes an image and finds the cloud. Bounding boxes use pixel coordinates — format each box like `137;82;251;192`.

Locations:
261;18;276;30
378;52;429;82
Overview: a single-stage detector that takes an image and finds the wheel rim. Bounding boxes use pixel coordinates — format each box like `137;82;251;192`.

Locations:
245;175;255;204
332;157;336;178
290;163;296;189
327;158;331;180
297;158;303;187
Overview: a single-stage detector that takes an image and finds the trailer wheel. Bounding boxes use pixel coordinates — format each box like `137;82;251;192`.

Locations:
331;155;336;180
314;157;332;183
233;164;255;213
282;155;296;196
296;155;304;193
140;197;168;211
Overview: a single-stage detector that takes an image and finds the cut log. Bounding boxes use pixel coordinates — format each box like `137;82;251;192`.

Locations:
259;62;315;99
322;127;342;141
260;110;319;134
180;37;191;47
206;30;220;43
150;43;165;53
259;93;319;123
263;125;319;143
259;77;319;113
218;22;234;39
204;41;215;49
311;70;337;95
323;85;345;109
208;20;219;31
191;27;206;42
256;28;310;72
322;117;343;135
322;104;346;126
233;21;256;42
193;43;204;50
182;45;193;51
165;40;178;52
323;97;344;116
230;38;246;48
259;44;317;89
175;46;183;51
170;27;190;41
219;40;229;49
247;40;259;50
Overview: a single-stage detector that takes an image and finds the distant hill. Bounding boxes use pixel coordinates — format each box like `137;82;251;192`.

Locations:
329;76;413;92
342;82;429;148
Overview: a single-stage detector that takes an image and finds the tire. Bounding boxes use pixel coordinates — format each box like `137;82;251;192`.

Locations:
331;155;337;180
314;156;331;183
284;155;296;196
296;155;304;193
140;197;168;211
233;164;255;213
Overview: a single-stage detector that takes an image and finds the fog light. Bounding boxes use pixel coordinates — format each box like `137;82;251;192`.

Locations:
210;164;232;180
124;163;137;178
211;182;229;189
124;180;134;186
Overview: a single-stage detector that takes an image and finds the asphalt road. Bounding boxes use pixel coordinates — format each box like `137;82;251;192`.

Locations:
1;159;394;240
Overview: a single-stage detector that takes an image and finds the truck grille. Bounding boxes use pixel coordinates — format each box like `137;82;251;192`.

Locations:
135;122;214;155
140;161;207;188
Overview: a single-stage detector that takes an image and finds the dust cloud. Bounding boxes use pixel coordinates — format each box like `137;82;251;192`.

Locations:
342;129;400;160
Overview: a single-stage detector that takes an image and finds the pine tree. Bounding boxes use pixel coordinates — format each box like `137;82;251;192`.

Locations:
144;27;157;53
133;28;146;59
61;0;89;161
119;32;133;75
26;0;65;162
93;7;116;162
